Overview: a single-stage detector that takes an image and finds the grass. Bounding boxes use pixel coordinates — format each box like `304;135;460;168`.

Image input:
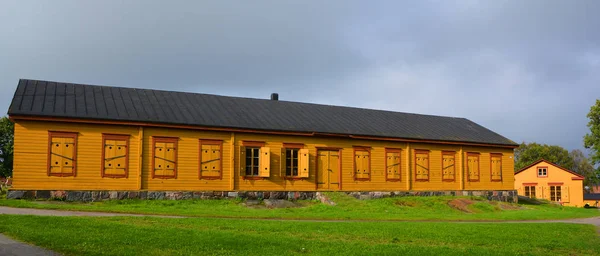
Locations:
0;193;598;221
0;215;598;255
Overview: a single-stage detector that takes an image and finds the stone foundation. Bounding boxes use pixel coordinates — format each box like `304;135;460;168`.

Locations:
6;190;517;203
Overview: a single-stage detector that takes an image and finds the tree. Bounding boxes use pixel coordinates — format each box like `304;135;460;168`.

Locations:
584;99;600;166
0;116;14;178
570;149;599;187
514;142;574;171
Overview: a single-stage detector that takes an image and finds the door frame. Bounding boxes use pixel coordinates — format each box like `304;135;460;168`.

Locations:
315;147;343;191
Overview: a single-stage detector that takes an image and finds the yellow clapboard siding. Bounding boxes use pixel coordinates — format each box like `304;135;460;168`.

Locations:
142;127;231;190
13;120;515;192
12;120;139;190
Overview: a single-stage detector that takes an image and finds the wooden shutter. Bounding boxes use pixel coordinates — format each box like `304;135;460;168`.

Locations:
104;139;115;176
298;149;309;178
113;140;127;176
200;144;211;175
212;145;221;177
280;148;286;177
259;147;270;177
49;137;63;174
354;150;370;180
562;186;570;203
442;152;455;181
103;135;128;178
48;132;78;177
239;146;246;176
355;152;363;179
490;154;502;181
415;151;429;181
153;137;177;179
386;151;401;181
154;142;165;177
362;151;370;179
200;142;221;179
467;154;480;181
50;137;75;175
164;142;176;176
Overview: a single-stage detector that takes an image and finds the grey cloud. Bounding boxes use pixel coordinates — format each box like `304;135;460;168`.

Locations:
1;0;599;151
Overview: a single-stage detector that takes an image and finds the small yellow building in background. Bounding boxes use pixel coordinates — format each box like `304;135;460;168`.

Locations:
514;159;585;207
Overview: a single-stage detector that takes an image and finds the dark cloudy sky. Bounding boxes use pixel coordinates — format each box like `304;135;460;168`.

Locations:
1;1;599;151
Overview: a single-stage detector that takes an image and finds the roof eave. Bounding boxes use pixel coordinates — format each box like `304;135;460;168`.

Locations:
10;114;519;149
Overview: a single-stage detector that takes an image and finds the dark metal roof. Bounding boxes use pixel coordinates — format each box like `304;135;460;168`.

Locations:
584;194;600;200
8;79;517;146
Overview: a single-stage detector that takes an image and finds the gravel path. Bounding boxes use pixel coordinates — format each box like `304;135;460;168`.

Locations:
0;234;60;256
0;206;184;218
0;206;598;226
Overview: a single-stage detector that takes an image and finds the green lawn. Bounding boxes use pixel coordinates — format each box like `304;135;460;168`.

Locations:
0;215;598;256
0;193;598;221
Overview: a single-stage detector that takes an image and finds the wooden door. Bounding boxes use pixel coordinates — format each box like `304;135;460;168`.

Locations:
317;150;340;190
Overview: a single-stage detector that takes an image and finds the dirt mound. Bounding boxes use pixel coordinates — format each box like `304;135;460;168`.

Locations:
448;198;474;213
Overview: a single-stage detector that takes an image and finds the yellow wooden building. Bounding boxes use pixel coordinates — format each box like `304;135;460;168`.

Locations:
514;159;585;207
7;79;518;197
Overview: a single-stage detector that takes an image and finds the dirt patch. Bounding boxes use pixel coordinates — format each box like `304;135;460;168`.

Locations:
499;203;524;210
448;198;474;213
242;199;306;209
395;201;421;207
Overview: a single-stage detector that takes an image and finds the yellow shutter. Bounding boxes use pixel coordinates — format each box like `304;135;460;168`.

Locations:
201;144;211;174
363;151;370;178
355;152;363;179
212;145;221;175
280;148;286;177
239;146;246;176
442;154;455;180
467;155;479;181
562;186;569;203
259;147;270;177
164;142;176;176
298;149;309;178
104;139;115;175
491;155;502;180
387;152;401;180
416;152;429;180
114;140;127;175
50;137;62;174
154;142;165;176
355;151;369;179
62;137;75;174
105;140;127;176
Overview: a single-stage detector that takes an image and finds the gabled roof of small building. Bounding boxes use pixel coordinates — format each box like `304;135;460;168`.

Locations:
7;79;517;147
515;159;585;180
